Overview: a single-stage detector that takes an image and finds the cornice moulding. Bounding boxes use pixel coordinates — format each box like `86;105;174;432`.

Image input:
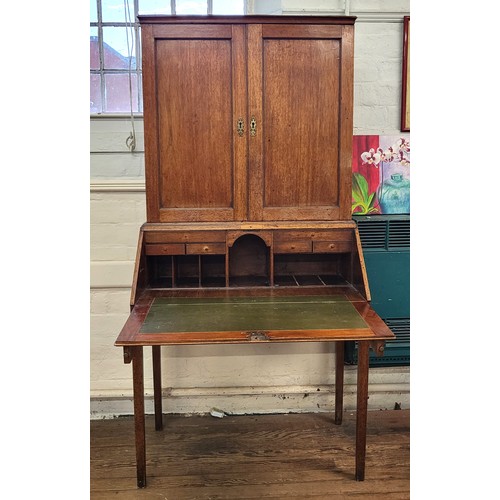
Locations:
283;10;409;22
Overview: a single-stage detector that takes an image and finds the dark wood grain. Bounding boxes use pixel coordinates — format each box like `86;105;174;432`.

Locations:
355;341;369;481
262;37;340;212
232;24;248;222
156;36;233;214
116;15;401;490
141;24;248;223
335;341;345;425
129;228;146;308
145;243;185;255
274;229;353;242
115;289;394;347
152;24;232;38
313;241;352;253
91;410;409;498
144;230;227;243
261;24;343;38
339;25;355;220
142;221;357;231
152;346;162;431
131;346;146;487
401;16;410;132
140;24;160;222
141;18;354;224
138;15;357;25
186;243;226;255
351;226;371;301
245;22;354;222
273;240;312;254
247;23;264;222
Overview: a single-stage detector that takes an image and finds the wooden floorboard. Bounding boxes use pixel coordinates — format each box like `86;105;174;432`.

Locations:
90;410;409;499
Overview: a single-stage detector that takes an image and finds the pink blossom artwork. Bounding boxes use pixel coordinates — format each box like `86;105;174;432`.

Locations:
352;135;410;215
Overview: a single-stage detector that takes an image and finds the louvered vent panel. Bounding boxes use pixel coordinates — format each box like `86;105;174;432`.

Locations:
388;220;410;249
353;215;410;366
384;318;410;343
356;220;387;249
372;355;409;364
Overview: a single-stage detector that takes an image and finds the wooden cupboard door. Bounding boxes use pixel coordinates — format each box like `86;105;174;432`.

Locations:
142;24;247;222
247;24;354;221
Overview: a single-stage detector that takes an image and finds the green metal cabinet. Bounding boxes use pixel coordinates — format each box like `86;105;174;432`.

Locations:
352;215;410;366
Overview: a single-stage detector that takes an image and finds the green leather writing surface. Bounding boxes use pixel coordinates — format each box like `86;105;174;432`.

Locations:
140;296;368;334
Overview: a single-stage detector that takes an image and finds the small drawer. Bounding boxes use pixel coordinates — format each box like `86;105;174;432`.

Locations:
274;241;312;254
311;230;352;242
313;241;352;253
145;243;185;255
273;230;309;242
186;243;226;255
144;231;226;243
274;230;353;242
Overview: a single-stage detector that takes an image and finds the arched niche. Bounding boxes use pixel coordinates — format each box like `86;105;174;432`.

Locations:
229;234;270;286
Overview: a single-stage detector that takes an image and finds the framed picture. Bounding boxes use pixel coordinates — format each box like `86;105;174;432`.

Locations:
401;16;410;132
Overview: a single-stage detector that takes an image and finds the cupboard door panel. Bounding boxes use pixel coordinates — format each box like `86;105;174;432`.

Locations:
263;37;340;208
157;39;233;210
248;24;353;221
142;25;247;222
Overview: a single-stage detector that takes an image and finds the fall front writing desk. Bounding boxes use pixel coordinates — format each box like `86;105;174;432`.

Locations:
115;13;391;489
115;265;394;488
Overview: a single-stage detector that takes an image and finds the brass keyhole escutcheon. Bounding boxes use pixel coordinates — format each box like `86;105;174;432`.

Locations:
237;118;244;137
247;331;269;341
250;117;257;137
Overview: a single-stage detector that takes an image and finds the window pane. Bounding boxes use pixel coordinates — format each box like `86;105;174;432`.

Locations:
103;27;136;70
90;27;100;70
139;0;171;15
90;74;102;113
90;0;98;22
212;0;244;14
104;73;139;113
176;0;207;15
101;0;127;22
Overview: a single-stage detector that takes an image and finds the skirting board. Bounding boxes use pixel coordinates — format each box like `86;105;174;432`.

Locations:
91;382;409;419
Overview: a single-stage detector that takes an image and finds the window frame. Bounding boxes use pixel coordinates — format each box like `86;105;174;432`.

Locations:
90;0;246;116
90;0;143;116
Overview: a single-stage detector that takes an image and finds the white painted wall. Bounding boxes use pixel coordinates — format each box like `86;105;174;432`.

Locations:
90;0;410;418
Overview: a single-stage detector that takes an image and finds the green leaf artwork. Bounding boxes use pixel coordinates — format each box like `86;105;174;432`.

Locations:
352;172;379;214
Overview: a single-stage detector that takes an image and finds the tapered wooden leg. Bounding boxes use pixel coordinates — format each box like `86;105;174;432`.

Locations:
355;341;369;481
334;341;344;425
132;346;146;488
152;346;163;431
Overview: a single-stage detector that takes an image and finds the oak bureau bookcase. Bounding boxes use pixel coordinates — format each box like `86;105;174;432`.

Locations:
115;15;395;488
